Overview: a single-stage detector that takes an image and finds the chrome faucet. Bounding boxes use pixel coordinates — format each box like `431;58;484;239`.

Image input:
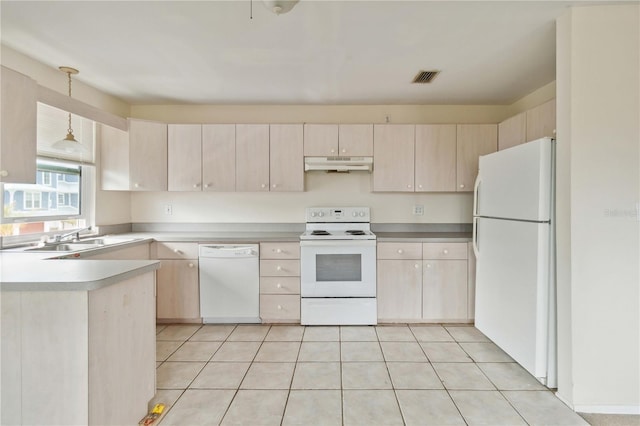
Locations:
54;226;92;243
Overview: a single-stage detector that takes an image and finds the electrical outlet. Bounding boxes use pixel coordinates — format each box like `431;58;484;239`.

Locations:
164;204;173;215
413;205;424;215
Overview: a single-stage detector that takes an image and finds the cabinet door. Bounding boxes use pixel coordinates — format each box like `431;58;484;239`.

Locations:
498;112;526;151
339;124;373;156
236;124;269;192
456;124;497;192
377;260;422;321
270;124;303;192
526;99;556;141
100;125;130;190
156;259;200;320
303;124;338;156
415;125;456;192
373;124;415;192
202;124;236;192
168;124;202;191
423;260;467;321
1;67;37;183
128;119;168;191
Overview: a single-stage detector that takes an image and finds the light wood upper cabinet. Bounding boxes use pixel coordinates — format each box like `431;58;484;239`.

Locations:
498;112;526;151
236;124;270;192
526;99;556;141
202;124;236;192
456;124;497;192
270;124;304;192
128;119;168;191
101;119;168;191
339;124;373;156
168;124;202;191
415;124;456;192
303;124;338;156
373;124;415;192
1;66;37;184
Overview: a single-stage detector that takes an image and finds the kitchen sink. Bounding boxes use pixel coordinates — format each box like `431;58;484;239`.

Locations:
26;243;99;252
24;237;143;252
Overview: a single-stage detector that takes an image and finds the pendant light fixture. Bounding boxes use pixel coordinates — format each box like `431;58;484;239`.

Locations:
52;66;87;154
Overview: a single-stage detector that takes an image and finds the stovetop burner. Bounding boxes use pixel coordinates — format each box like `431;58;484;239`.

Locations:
311;230;330;236
346;230;366;236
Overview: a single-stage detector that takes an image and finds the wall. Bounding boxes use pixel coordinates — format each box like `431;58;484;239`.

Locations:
556;4;639;413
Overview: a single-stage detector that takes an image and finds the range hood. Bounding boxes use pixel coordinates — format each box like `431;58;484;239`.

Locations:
304;156;373;172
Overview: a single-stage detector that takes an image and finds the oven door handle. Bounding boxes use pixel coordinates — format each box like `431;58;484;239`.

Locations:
300;240;377;247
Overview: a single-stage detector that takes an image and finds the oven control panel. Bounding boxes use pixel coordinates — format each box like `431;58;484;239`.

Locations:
306;207;370;223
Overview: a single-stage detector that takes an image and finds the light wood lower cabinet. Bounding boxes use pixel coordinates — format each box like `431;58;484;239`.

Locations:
153;242;200;323
377;241;474;323
259;242;300;323
423;260;468;322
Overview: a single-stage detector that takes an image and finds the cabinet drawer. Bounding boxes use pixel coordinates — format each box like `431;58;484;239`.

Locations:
422;243;468;260
154;242;199;259
260;260;300;277
260;295;300;321
260;242;300;259
260;276;300;294
377;242;422;259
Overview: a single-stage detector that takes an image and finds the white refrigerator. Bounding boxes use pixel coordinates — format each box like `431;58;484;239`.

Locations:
473;137;557;388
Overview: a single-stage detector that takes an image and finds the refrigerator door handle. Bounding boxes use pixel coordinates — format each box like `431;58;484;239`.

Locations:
472;217;480;257
473;174;481;217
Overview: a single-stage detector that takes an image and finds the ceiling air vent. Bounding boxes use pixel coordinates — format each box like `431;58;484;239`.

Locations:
412;70;439;84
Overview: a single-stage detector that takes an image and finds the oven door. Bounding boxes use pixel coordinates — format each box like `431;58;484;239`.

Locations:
300;240;376;297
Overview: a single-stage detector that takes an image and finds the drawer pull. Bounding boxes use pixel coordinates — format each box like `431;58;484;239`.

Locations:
276;266;282;271
276;283;282;289
276;248;282;253
277;305;282;310
193;183;200;188
414;264;419;269
426;263;432;268
397;249;404;254
443;249;449;254
174;249;182;254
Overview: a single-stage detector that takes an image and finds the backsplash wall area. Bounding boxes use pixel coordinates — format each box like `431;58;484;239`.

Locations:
129;172;473;223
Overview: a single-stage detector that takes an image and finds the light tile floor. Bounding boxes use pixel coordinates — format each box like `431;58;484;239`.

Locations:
154;324;591;426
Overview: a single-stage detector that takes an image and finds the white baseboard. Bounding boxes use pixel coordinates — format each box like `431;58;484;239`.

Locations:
573;405;640;415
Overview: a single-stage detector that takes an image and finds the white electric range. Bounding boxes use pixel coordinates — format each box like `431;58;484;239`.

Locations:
300;207;377;325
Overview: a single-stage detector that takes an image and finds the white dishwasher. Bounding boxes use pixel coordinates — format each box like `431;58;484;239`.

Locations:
199;244;260;323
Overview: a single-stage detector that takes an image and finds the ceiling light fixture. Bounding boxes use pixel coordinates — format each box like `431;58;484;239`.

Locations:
52;66;87;154
263;0;299;15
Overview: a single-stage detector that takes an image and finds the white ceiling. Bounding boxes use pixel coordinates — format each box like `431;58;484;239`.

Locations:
0;1;587;105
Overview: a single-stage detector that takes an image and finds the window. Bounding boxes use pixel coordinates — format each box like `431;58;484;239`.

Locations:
57;193;66;206
42;172;52;186
24;191;42;209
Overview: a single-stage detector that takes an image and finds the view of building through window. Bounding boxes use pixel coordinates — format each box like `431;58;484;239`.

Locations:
1;160;86;237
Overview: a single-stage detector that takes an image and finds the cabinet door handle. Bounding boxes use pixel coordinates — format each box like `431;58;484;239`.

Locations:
272;183;278;188
277;305;282;310
397;249;404;254
261;183;267;189
276;265;282;271
341;148;347;153
407;184;412;189
330;149;336;154
134;183;140;188
204;183;210;188
193;183;200;188
459;184;465;189
188;263;194;268
426;263;432;268
414;264;420;269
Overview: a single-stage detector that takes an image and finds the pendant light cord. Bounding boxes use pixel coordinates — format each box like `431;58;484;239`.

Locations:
66;71;74;135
